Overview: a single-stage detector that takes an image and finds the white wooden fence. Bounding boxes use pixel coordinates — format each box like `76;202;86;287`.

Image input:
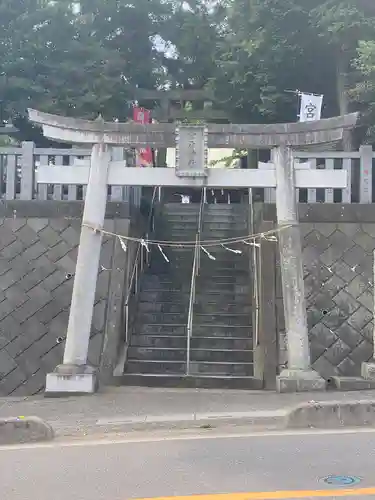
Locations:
0;142;373;203
264;145;373;204
0;142;141;204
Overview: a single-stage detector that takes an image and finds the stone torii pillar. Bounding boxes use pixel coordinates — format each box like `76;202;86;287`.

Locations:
28;109;358;394
273;146;321;391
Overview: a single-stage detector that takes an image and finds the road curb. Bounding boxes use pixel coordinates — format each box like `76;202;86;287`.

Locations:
50;410;289;437
0;416;55;445
286;399;375;429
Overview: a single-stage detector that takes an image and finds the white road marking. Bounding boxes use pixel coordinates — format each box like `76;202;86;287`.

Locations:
1;426;375;452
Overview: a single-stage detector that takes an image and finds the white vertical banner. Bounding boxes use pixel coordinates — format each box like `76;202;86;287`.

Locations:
299;93;323;122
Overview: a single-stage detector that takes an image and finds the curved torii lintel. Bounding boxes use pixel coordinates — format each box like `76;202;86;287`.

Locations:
28;108;359;148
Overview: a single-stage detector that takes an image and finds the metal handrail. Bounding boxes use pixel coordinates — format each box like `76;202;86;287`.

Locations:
248;188;260;348
186;188;206;375
124;186;158;347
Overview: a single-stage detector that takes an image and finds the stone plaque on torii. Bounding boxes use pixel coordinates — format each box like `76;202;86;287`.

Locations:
28;108;358;395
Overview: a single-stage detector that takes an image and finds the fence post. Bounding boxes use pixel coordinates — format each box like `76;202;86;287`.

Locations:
359;145;373;203
20;141;35;200
5;154;17;200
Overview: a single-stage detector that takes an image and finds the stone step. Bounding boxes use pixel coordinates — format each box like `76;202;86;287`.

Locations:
145;268;192;276
136;324;187;335
118;373;263;390
148;262;250;273
138;302;188;313
161;212;201;219
199;268;249;276
125;359;254;376
163;202;201;208
144;269;249;279
163;204;245;213
130;335;253;350
204;207;246;215
157;233;198;240
160;222;246;230
198;268;250;277
136;312;188;324
162;224;247;232
142;275;192;285
191;349;253;363
149;251;194;260
138;301;250;314
141;284;250;294
194;313;251;326
140;283;191;292
125;360;186;375
197;243;248;250
164;217;245;225
130;335;187;348
198;276;251;284
138;291;188;303
196;258;249;267
163;204;244;213
160;217;198;223
148;264;249;274
193;325;252;337
157;230;199;236
127;347;254;363
159;215;198;222
199;284;251;294
201;218;247;224
161;216;199;223
128;347;186;361
198;276;249;285
189;361;254;376
170;258;248;269
143;274;249;286
162;231;246;239
194;303;252;314
201;229;248;236
197;292;250;302
139;291;251;303
148;263;194;273
159;230;198;236
153;236;245;245
192;337;253;350
155;236;198;243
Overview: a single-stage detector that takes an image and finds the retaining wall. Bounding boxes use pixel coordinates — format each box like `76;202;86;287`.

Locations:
0;201;130;396
259;204;375;380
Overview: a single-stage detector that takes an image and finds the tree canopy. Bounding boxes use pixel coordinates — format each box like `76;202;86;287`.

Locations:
1;0;375;145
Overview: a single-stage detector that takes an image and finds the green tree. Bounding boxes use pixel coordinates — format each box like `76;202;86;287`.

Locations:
309;0;375;147
159;0;225;91
211;0;339;124
351;40;375;144
205;0;375;147
0;0;169;128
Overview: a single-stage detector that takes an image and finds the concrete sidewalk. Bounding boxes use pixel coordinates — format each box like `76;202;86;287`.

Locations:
1;387;375;438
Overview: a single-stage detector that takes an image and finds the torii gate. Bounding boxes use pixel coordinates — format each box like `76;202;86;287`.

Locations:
28;109;358;395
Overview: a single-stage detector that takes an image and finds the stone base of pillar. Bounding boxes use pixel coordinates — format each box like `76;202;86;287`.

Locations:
330;376;375;391
361;362;375;380
45;364;98;397
276;369;326;393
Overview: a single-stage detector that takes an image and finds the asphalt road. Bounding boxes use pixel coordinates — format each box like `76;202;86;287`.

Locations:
0;428;375;500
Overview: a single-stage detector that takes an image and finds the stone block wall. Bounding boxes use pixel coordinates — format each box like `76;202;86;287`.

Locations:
260;205;375;380
0;201;130;396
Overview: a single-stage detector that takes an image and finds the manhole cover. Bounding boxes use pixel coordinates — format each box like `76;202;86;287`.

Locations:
322;475;361;486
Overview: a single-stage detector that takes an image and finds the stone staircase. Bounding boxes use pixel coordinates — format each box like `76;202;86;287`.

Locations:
123;203;196;383
122;202;262;389
189;205;257;386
